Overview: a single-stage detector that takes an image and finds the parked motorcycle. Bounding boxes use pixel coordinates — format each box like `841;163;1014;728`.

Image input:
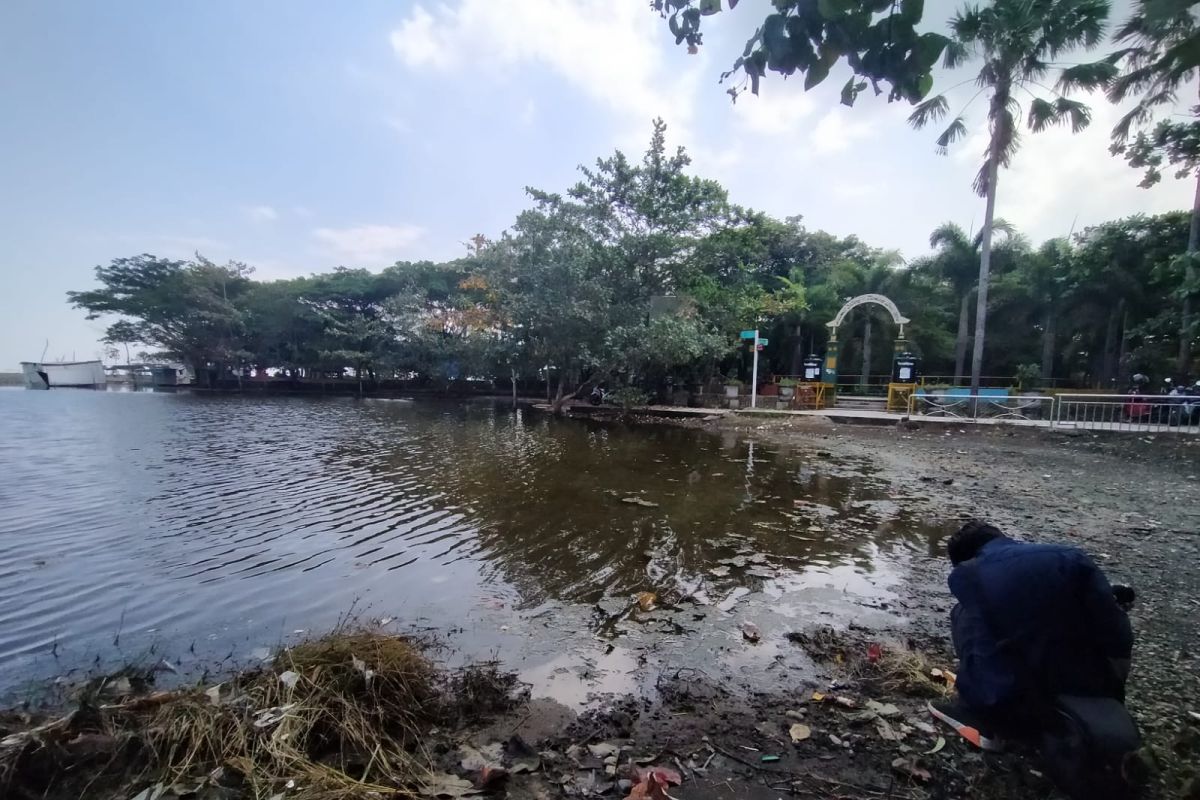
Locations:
1040;584;1141;800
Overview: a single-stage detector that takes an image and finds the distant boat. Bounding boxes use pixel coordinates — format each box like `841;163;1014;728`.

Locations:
21;360;107;390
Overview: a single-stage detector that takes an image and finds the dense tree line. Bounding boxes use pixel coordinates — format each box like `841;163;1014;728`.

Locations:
69;120;1193;403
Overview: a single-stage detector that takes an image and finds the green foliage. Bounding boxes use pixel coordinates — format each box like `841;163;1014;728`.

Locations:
66;123;1199;394
652;0;949;105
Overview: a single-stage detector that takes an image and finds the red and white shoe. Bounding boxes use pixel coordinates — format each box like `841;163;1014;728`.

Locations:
928;699;1005;752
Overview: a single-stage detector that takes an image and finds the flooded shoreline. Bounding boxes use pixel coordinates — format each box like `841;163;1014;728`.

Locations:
0;392;945;706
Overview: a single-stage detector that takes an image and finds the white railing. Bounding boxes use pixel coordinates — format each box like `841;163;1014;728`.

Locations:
909;393;1054;423
1053;393;1200;434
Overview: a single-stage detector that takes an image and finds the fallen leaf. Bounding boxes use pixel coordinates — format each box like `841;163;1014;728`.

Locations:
875;718;903;742
635;766;682;786
622;497;659;508
459;743;503;772
865;700;901;718
810;692;826;702
625;773;669;800
422;772;481;798
789;723;812;742
588;742;620;759
924;736;946;755
909;718;937;734
867;643;883;663
891;757;932;782
636;592;657;612
741;621;761;643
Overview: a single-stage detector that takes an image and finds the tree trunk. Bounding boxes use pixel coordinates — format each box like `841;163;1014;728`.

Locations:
1118;307;1130;379
550;373;566;415
860;315;872;388
971;141;1002;394
1102;300;1122;388
791;322;804;375
954;291;971;384
1040;304;1056;383
1178;170;1200;375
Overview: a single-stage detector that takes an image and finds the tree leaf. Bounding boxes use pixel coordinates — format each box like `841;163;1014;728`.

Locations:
935;116;966;153
1027;97;1057;132
804;57;831;90
901;0;924;23
917;71;934;99
915;32;949;68
907;94;948;128
699;0;722;15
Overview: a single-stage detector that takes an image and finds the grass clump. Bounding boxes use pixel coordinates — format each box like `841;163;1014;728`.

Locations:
1;628;453;800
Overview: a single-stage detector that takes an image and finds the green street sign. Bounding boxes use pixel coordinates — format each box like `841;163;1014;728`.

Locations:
739;330;756;339
757;338;768;346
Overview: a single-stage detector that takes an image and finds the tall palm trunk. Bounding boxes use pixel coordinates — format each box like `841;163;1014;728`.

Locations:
954;291;971;384
1040;303;1056;383
1178;171;1200;375
860;315;872;388
971;139;1002;394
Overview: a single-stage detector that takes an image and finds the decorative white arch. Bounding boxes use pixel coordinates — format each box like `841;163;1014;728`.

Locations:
826;293;910;337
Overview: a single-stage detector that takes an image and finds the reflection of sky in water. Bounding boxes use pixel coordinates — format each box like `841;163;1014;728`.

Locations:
0;392;940;701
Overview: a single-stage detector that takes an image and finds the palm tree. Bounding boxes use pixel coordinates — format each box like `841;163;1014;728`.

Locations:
1107;0;1200;373
927;220;1016;383
908;0;1111;393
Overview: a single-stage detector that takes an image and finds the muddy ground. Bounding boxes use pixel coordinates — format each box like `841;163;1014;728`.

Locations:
469;414;1200;800
4;415;1199;800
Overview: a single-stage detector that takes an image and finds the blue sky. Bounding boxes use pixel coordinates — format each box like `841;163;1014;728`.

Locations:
0;0;1189;370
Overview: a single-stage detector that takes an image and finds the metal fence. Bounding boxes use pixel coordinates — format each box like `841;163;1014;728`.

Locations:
1053;393;1200;434
909;392;1054;422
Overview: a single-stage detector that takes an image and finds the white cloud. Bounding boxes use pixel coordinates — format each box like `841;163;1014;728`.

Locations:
312;224;427;265
518;98;537;127
388;1;703;142
732;90;815;136
389;7;453;69
243;204;279;223
810;108;875;154
941;91;1190;244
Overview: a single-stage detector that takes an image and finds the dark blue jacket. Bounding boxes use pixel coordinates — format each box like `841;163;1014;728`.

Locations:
949;538;1132;712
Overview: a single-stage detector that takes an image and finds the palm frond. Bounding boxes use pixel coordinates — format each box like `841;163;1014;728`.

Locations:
1027;97;1057;132
935;117;968;154
907;94;950;129
1056;61;1118;92
930;223;970;253
1055;97;1092;133
943;40;971;68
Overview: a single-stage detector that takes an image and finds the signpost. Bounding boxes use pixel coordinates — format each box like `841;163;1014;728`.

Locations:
745;330;764;408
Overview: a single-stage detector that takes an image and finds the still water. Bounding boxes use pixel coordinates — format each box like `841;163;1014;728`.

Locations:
0;390;940;702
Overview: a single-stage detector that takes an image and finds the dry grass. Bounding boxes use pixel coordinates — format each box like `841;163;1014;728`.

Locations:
1;628;451;800
858;644;953;700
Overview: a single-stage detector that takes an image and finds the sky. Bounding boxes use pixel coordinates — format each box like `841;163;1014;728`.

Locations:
0;0;1191;371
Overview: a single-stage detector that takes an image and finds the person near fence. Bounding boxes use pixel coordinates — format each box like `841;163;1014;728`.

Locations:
929;521;1133;751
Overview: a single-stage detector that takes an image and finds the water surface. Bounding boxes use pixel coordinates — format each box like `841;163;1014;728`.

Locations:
0;391;939;702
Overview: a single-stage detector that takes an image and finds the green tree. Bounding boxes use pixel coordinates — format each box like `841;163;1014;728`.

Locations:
924;220;1015;383
652;0;950;106
101;319;141;365
68;254;253;379
1107;0;1200;373
907;0;1110;392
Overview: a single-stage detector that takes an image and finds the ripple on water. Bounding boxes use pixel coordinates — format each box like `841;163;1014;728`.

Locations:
0;391;942;697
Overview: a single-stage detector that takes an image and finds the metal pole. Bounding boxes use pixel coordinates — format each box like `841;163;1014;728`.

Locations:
751;330;759;409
